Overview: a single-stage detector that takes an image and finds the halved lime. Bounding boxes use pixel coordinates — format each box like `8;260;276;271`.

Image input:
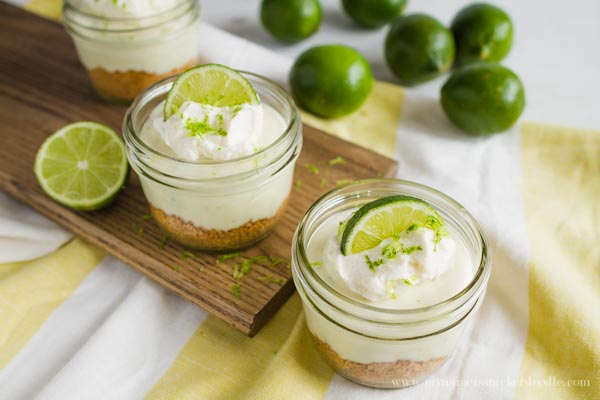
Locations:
340;195;446;255
34;122;129;211
163;64;260;120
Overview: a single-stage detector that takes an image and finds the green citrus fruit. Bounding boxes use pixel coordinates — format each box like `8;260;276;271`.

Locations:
342;0;407;29
289;44;374;118
34;122;129;211
441;62;525;136
340;195;446;255
385;14;455;86
260;0;322;43
451;3;513;66
164;64;259;120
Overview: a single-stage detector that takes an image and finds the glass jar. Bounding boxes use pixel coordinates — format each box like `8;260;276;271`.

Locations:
292;179;491;388
124;72;302;251
63;0;200;103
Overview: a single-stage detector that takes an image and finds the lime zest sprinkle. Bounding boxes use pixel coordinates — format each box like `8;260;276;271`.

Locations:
310;261;322;268
320;179;328;188
140;213;153;220
233;255;268;280
217;252;239;263
269;255;286;267
180;250;196;260
304;163;320;175
231;284;241;299
185;115;228;138
365;255;384;272
327;156;346;166
403;215;448;249
198;266;205;272
335;179;353;186
159;234;169;249
295;180;302;189
382;243;398;259
131;223;144;236
402;245;422;255
172;265;181;272
257;275;286;285
232;105;242;118
403;278;414;286
405;223;419;232
382;241;422;259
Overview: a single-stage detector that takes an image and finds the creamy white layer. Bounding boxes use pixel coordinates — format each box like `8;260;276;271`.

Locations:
67;0;199;73
138;102;292;230
154;101;263;161
303;212;476;363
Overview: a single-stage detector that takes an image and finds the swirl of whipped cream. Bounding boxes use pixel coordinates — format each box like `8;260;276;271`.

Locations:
153;101;264;161
323;227;456;302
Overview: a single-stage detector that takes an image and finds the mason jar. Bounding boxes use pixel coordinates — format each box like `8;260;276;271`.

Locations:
63;0;200;103
292;179;491;388
124;72;302;251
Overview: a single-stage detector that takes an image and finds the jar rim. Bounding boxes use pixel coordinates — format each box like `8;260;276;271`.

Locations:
63;0;199;38
64;0;191;22
123;71;298;167
122;71;302;185
293;179;491;322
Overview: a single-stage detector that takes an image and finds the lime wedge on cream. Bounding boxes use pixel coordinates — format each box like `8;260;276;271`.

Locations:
340;195;447;255
163;64;260;120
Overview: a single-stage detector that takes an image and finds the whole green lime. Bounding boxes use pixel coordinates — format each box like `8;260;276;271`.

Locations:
289;45;374;118
260;0;322;43
441;62;525;135
451;3;513;66
342;0;407;29
385;14;455;86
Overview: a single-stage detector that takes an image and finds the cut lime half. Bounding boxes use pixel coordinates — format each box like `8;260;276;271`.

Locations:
340;195;446;255
163;64;260;120
34;122;129;211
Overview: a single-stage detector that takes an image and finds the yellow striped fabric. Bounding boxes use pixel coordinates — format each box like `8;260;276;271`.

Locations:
146;295;334;400
518;123;600;399
301;81;404;158
23;0;62;20
0;239;103;369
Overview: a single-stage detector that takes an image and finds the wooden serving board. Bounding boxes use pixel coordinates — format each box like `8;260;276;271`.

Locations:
0;3;398;336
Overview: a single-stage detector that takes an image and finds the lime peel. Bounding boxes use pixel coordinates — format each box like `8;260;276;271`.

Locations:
340;195;447;255
163;64;259;121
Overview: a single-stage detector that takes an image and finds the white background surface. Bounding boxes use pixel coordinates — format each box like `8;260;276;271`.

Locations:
202;0;600;130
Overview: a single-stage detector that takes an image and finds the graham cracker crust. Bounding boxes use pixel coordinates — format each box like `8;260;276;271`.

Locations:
312;333;448;388
87;60;196;103
149;197;289;251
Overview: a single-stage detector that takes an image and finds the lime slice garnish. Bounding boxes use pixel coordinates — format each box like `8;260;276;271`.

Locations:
34;122;129;211
340;195;447;255
163;64;260;120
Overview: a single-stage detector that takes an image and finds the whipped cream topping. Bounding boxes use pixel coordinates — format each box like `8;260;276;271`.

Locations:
323;228;456;302
153;101;264;161
74;0;179;18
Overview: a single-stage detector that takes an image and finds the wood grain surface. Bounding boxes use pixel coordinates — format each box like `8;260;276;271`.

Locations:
0;3;398;336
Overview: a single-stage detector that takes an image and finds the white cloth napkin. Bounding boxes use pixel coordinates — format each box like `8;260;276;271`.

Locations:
0;192;71;263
